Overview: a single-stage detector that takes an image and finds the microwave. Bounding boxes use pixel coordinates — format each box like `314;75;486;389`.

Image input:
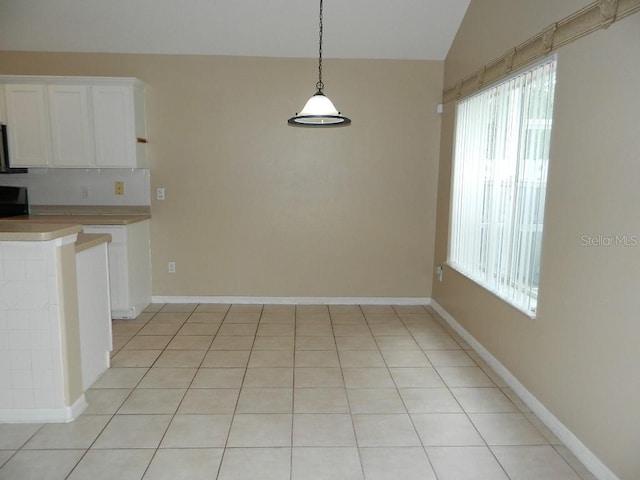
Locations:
0;124;27;174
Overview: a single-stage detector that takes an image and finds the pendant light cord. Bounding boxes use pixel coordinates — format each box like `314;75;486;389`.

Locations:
317;0;324;92
287;0;351;126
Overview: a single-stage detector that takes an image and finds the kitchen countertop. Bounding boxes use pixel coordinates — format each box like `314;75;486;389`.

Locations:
29;204;150;216
0;204;148;242
4;214;151;225
8;205;152;225
0;222;82;241
75;232;112;252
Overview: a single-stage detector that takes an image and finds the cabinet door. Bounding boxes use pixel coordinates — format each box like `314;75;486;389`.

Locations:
92;86;136;168
82;225;131;316
0;86;6;123
48;85;95;167
105;241;130;313
4;84;50;166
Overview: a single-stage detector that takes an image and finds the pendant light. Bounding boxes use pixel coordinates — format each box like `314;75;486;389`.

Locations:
288;0;351;127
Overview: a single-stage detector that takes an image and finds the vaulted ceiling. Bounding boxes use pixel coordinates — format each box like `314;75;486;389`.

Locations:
0;0;470;60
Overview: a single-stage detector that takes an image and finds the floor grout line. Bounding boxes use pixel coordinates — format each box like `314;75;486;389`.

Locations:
0;302;594;480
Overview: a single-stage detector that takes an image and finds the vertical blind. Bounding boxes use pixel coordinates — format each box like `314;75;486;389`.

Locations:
449;57;557;315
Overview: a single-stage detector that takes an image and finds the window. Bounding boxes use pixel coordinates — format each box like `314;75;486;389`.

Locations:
448;57;557;315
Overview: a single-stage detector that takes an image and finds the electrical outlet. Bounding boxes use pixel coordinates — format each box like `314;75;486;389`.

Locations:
156;187;165;201
115;181;125;195
168;261;176;273
435;265;443;282
80;186;90;199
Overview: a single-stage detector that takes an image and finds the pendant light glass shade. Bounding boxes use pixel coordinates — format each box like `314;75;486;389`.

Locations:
288;0;351;128
288;91;351;127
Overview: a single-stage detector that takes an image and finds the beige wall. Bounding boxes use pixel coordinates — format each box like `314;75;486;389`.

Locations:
0;52;443;298
434;2;640;479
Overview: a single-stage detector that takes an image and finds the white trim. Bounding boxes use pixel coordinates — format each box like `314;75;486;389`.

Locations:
68;394;88;421
112;306;142;320
0;394;87;424
430;300;619;480
152;296;431;306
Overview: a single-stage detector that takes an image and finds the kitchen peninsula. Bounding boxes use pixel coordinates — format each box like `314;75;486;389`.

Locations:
6;206;152;320
0;222;88;422
0;207;150;422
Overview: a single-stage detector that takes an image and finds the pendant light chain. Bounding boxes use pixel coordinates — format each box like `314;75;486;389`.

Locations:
287;0;350;127
317;0;324;92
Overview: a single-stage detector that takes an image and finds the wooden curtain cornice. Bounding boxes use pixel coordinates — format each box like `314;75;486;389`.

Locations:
442;0;640;103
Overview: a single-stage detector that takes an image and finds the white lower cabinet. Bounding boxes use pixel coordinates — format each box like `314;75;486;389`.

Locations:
83;220;151;319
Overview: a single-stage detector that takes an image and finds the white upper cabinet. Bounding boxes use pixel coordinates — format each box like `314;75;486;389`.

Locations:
48;85;95;167
92;84;147;168
4;84;51;167
0;76;147;169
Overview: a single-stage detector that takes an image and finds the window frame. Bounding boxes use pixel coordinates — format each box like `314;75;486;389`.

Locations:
446;55;558;318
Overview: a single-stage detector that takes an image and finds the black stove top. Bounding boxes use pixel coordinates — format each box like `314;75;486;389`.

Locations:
0;186;29;218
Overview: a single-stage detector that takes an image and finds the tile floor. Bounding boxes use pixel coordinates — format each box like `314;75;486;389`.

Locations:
0;303;597;480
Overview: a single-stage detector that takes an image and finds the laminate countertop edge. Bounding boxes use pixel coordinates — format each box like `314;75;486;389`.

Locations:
0;214;151;225
0;222;82;241
75;233;112;252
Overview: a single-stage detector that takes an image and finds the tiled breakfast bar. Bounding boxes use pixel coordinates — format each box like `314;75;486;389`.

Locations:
0;222;110;423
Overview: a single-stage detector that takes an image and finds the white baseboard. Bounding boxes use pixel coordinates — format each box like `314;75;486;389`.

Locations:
152;296;431;306
430;300;618;480
0;394;87;424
